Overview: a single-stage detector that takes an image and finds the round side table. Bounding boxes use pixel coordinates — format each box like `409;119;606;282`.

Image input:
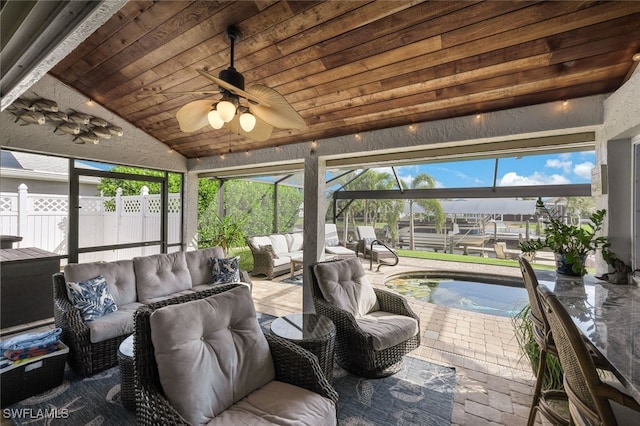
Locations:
118;334;135;411
270;313;336;382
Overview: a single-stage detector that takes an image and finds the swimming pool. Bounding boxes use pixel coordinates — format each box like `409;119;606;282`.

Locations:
385;272;528;317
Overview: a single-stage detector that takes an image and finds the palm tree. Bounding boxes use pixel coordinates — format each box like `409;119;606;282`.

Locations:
408;173;445;250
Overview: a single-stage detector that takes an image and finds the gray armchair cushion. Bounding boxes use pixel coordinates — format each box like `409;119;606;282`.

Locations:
211;380;336;425
64;259;136;306
150;286;275;425
185;246;224;286
356;311;419;351
313;257;379;318
134;252;192;301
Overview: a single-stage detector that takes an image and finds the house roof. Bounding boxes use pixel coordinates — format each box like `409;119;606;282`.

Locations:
0;150;101;184
406;198;538;216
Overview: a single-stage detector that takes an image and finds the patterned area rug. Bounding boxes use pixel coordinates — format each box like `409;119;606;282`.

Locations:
281;273;303;285
6;315;455;425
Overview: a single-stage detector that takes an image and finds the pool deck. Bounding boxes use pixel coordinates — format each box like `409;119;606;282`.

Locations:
255;256;540;425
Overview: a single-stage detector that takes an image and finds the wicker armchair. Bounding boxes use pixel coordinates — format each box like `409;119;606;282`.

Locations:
309;257;420;378
538;285;640;425
134;284;338;425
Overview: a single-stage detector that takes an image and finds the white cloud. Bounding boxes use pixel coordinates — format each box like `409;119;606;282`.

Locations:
546;158;572;173
499;172;571;186
573;161;594;179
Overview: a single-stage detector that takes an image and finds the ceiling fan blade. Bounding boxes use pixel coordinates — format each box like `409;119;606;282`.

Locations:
196;69;269;107
176;99;215;132
224;114;273;142
247;84;305;130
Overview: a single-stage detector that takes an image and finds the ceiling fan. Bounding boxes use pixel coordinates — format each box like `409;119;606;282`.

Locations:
152;25;305;141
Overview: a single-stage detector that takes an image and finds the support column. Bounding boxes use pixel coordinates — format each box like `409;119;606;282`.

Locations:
184;171;200;250
302;154;326;313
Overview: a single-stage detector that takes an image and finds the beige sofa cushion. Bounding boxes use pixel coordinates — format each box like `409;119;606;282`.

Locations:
356;311;419;351
185;246;224;286
86;302;143;343
209;380;336;425
150;286;275;425
313;257;379;318
64;259;136;306
268;234;289;255
134;252;192;302
285;232;303;252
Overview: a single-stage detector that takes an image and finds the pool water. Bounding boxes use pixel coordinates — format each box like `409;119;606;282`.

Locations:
385;274;528;317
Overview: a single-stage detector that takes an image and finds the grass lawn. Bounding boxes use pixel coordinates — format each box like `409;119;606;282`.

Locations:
230;245;559;274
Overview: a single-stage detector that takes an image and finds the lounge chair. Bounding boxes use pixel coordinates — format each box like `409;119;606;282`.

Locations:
324;223;357;259
356;226;395;262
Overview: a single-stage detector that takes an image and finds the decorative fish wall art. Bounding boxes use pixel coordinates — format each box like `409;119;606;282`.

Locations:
6;97;124;145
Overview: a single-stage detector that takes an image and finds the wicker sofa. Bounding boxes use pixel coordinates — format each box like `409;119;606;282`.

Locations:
246;232;304;279
53;247;251;376
247;225;356;279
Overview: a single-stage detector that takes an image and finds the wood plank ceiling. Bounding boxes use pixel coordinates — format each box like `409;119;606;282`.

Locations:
49;1;640;159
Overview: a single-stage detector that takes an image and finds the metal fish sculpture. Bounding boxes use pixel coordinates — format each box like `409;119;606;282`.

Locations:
46;111;68;122
55;122;81;135
13;111;45;125
89;117;110;127
90;127;111;139
68;110;92;125
10;98;35;111
74;132;100;145
107;125;124;137
32;99;58;112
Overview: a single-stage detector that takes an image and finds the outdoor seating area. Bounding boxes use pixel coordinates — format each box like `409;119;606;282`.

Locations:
1;2;640;425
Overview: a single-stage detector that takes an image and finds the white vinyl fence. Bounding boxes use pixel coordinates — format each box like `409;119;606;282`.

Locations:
0;184;181;263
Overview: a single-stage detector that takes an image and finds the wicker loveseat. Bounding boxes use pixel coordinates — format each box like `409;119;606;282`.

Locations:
53;247;251;376
134;284;338;425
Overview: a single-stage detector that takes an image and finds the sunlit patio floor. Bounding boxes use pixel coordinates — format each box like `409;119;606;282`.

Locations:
255;256;540;426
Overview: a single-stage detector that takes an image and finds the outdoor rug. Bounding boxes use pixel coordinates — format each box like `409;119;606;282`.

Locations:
6;315;455;426
281;273;303;285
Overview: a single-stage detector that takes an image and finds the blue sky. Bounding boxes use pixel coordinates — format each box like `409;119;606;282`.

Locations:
386;150;595;188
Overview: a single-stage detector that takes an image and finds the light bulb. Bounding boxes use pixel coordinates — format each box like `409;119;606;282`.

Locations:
239;112;256;132
208;110;224;129
216;100;236;122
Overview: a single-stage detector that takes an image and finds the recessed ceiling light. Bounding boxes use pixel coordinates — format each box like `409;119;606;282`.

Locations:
633;53;640;62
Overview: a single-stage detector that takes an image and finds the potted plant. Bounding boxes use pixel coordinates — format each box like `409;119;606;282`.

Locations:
519;198;612;276
199;212;247;256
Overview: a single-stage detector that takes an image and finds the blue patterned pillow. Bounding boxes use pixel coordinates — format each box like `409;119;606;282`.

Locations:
210;256;240;285
66;275;117;322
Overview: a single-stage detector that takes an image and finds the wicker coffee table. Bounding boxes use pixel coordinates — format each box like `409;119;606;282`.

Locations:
117;334;135;411
270;313;336;382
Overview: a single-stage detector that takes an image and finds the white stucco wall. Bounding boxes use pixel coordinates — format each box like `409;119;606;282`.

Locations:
1;74;187;173
601;68;640;270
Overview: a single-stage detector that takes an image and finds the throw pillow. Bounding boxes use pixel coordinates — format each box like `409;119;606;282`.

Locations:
66;275;118;322
210;256;240;285
259;244;278;259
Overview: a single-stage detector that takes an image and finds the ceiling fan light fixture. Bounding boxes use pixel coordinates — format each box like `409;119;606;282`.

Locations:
217;97;237;122
239;111;256;132
207;109;224;129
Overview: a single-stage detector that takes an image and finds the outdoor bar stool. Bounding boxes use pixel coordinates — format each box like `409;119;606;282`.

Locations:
518;256;612;426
